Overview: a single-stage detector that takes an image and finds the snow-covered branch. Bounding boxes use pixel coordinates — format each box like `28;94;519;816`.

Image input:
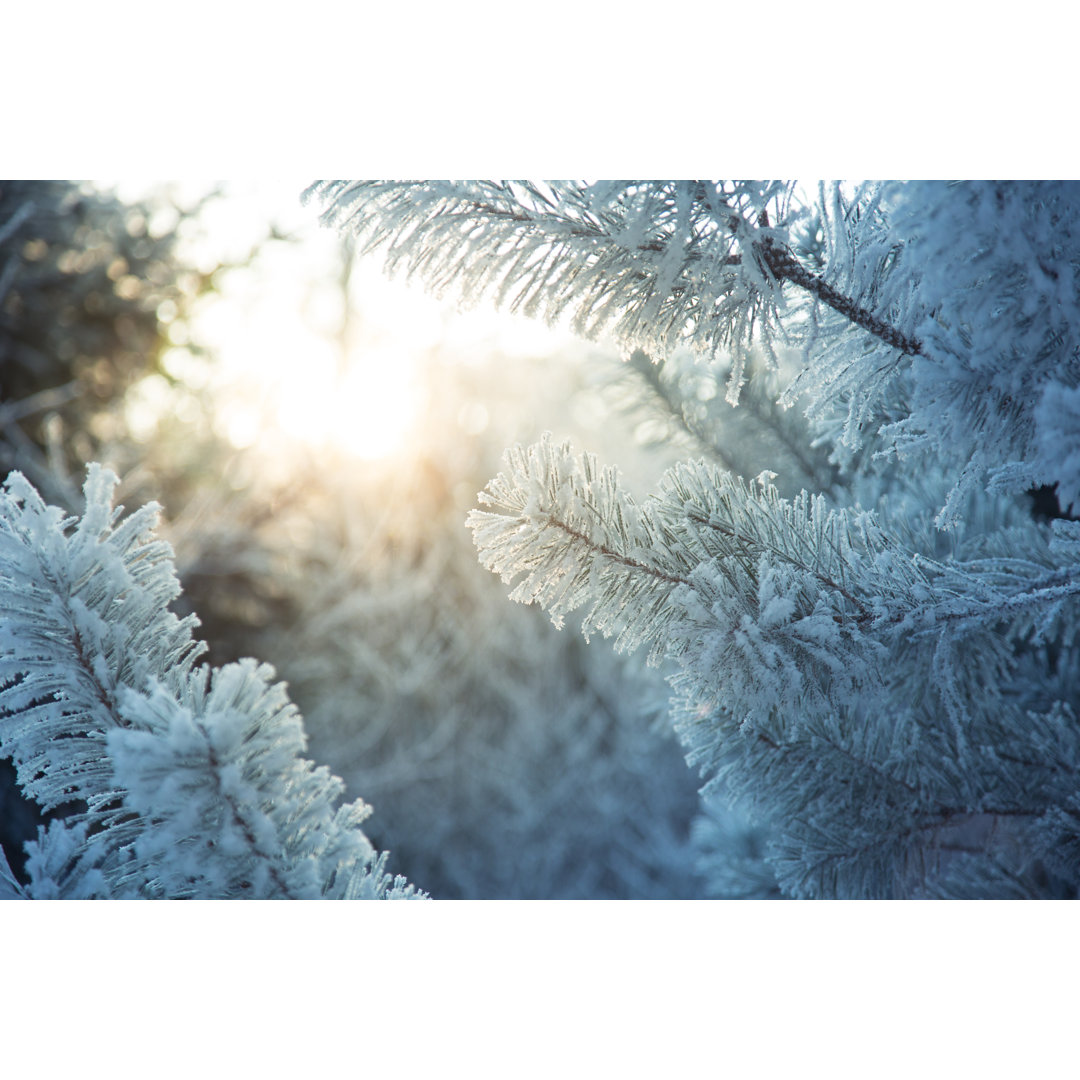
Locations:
0;467;423;899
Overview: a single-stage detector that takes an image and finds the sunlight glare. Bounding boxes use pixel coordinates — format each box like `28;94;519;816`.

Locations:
98;181;578;465
273;347;418;460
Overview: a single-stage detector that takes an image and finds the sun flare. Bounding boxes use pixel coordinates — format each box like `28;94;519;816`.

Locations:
116;181;576;467
272;347;419;460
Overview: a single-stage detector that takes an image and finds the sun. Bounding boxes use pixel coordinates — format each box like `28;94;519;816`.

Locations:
182;231;427;463
272;346;419;460
196;324;422;464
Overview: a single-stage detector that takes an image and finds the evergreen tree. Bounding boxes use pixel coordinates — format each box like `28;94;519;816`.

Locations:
306;180;1080;899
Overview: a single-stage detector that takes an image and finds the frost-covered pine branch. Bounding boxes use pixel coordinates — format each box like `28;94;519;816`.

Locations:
0;466;423;899
468;436;1080;897
468;435;1080;732
305;180;927;400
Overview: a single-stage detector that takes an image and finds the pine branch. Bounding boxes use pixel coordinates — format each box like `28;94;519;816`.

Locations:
0;467;424;899
467;435;698;663
469;436;935;732
307;181;928;395
758;235;925;358
305;180;795;376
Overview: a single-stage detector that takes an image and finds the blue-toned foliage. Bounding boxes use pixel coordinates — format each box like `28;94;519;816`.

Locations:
309;180;1080;898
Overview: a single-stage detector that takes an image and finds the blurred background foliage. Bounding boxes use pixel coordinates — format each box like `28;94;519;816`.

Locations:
1;180;214;502
0;180;717;898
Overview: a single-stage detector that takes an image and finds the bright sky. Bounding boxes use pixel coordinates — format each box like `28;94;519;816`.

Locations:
107;180;577;464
